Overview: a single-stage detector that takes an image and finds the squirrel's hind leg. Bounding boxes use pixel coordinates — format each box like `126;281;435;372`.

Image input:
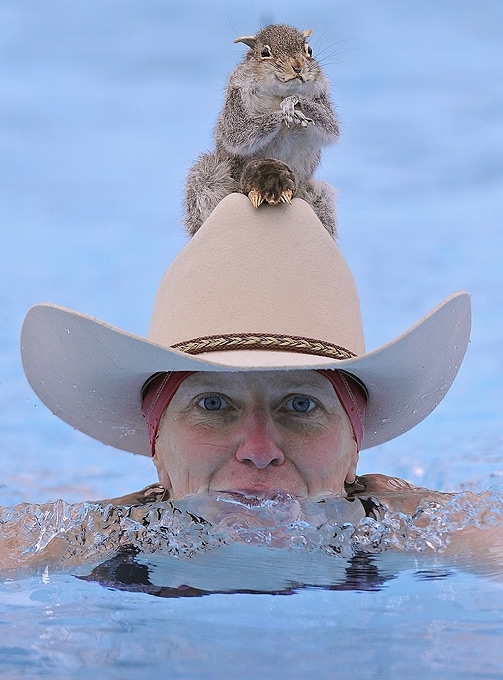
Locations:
184;152;238;236
297;179;337;239
240;159;296;208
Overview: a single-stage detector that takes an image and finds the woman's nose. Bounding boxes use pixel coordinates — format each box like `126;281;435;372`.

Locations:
235;410;285;469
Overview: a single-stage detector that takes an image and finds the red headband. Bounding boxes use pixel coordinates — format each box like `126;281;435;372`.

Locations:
141;370;367;456
317;369;367;450
141;371;194;456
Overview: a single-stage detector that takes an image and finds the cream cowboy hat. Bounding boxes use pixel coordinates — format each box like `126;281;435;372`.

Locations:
21;193;471;456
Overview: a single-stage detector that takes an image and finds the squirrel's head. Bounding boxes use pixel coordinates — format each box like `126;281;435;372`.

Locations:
234;25;320;87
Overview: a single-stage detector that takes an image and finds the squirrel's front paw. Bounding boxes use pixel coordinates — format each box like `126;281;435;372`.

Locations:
293;109;314;128
280;95;299;127
240;159;297;208
281;96;314;128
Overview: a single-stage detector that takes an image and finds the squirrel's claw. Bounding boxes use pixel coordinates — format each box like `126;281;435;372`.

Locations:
279;189;293;204
248;188;265;209
249;188;292;208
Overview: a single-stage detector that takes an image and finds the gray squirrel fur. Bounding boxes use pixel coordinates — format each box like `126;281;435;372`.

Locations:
184;24;340;237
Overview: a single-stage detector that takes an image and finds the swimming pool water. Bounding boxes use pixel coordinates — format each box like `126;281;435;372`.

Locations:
1;554;503;680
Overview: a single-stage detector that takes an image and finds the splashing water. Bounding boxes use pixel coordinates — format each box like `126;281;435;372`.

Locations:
1;489;503;577
354;489;503;553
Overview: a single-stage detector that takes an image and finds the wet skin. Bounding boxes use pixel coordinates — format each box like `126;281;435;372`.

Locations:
153;370;358;501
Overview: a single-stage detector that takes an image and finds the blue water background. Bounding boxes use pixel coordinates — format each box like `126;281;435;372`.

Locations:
1;2;503;678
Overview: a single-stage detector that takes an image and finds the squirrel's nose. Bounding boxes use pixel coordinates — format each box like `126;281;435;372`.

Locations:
293;66;302;74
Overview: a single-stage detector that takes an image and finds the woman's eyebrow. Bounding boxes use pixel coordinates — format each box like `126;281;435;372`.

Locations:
267;379;330;393
182;375;331;394
181;379;235;392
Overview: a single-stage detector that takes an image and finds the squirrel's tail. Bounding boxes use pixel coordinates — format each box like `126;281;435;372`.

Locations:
184;152;238;236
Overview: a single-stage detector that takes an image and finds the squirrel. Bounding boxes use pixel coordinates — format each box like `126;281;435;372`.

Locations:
184;24;340;237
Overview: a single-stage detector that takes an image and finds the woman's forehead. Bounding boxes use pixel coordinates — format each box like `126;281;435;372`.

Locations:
181;370;332;393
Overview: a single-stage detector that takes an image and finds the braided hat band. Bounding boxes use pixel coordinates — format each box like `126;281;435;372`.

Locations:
172;332;357;361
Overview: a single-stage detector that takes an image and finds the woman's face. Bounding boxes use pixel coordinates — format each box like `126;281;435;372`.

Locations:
153;370;358;500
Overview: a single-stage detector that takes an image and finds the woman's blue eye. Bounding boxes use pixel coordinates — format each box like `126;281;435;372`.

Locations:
199;395;226;411
287;396;316;413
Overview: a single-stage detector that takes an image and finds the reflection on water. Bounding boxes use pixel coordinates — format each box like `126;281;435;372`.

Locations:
2;490;503;592
78;547;393;597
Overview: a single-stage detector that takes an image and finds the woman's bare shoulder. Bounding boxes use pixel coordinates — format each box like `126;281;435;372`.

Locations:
95;483;166;507
350;473;453;514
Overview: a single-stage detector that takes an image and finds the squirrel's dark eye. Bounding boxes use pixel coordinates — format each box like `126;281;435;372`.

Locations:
305;44;313;57
261;45;272;58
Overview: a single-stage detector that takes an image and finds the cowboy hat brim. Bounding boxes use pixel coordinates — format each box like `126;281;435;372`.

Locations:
21;290;471;456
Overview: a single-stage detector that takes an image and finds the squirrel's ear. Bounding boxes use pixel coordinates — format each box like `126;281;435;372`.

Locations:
234;35;257;49
303;29;312;39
